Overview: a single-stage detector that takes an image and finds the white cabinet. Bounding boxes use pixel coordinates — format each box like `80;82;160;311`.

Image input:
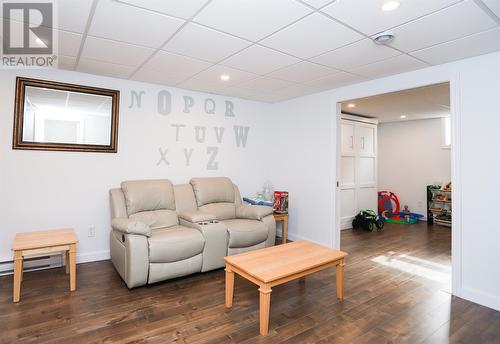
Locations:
340;118;378;229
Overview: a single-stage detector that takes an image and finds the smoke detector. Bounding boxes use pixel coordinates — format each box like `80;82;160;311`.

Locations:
373;31;395;45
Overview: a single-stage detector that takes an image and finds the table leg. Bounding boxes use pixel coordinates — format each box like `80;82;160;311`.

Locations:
65;250;69;274
69;244;77;291
20;259;24;283
336;259;345;300
259;285;272;336
225;265;234;308
13;251;22;302
282;217;288;244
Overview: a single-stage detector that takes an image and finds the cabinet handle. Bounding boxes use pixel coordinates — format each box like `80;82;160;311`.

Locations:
361;137;365;149
350;136;354;148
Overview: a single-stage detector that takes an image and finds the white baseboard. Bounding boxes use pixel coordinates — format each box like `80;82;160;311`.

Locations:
76;250;110;264
0;249;110;276
458;287;500;312
286;232;331;247
340;216;354;230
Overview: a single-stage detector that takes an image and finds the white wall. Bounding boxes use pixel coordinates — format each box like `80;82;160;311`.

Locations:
378;118;451;217
0;68;274;264
2;50;499;313
271;51;500;312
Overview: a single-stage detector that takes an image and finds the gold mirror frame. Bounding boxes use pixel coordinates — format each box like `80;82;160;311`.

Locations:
13;77;120;153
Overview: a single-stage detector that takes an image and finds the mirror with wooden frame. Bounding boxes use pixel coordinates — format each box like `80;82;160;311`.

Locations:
13;77;120;153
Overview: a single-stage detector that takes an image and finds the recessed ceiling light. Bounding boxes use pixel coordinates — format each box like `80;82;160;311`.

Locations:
220;74;230;81
373;31;395;44
347;103;355;108
400;115;407;119
382;1;400;12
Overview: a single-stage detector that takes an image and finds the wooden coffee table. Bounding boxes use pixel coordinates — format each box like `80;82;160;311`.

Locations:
11;228;78;302
224;240;348;335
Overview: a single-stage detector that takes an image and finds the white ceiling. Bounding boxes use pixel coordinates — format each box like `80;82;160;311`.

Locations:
341;82;451;122
8;0;500;102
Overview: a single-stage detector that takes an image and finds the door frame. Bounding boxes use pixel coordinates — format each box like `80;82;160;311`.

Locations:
333;76;462;296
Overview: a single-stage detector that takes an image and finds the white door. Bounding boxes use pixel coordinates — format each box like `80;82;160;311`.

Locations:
340;121;357;229
340;119;378;229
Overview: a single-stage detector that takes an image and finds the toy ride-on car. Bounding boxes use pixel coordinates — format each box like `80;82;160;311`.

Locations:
352;210;384;231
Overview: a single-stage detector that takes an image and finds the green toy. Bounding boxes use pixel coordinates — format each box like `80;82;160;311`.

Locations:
352;210;385;231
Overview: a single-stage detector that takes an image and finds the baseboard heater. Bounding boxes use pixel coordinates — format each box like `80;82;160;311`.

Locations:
0;254;63;276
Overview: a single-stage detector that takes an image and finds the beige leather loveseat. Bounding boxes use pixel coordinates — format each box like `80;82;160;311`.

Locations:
109;177;276;288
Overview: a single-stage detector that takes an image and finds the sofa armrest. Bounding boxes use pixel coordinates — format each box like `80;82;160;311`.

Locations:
111;218;151;237
236;205;274;220
178;210;217;223
179;219;228;272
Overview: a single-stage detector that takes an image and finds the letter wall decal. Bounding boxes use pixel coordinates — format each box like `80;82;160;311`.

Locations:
129;90;250;170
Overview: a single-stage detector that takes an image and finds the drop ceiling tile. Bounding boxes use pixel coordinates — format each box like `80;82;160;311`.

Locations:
2;1;93;33
193;65;258;87
411;27;500;65
305;71;367;90
272;83;318;97
388;1;498;52
194;0;312;41
349;54;427;79
245;92;292;103
136;50;212;84
237;77;295;92
82;36;155;67
58;31;82;57
220;45;300;75
117;0;208;19
322;0;462;36
58;55;77;70
482;0;500;18
310;38;400;70
177;78;227;93
58;0;94;33
268;61;338;83
261;13;364;59
132;67;187;85
89;0;184;48
217;86;260;98
163;23;250;62
301;0;335;9
77;58;135;79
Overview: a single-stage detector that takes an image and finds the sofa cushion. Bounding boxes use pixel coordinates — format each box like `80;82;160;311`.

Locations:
200;203;236;220
222;219;268;248
121;179;175;215
148;226;205;263
173;184;198;212
129;209;179;229
190;177;235;206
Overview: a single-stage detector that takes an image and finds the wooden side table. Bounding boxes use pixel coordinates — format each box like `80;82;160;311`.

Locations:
11;228;78;302
273;213;288;244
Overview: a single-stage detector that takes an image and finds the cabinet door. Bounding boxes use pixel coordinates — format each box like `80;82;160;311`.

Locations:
341;122;355;155
358;124;376;156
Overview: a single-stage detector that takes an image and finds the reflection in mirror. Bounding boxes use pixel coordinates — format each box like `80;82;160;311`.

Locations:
13;77;119;152
23;87;113;145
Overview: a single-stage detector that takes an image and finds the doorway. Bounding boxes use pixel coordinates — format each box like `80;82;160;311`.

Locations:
336;82;454;292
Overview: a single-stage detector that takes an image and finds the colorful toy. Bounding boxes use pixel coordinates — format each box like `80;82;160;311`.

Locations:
378;191;424;225
352;210;384;231
273;191;288;214
378;191;400;218
386;211;424;224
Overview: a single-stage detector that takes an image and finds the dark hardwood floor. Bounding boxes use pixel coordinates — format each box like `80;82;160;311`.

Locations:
1;222;499;343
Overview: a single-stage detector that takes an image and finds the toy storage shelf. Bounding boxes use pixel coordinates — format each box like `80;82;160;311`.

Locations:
427;185;452;227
